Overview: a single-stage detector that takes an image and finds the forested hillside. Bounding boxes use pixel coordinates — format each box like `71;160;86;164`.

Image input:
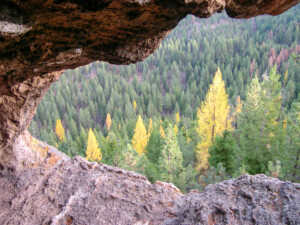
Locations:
29;6;300;192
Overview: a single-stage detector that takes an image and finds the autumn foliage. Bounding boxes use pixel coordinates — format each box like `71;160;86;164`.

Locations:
106;113;112;132
196;68;232;171
86;128;102;162
55;119;66;142
132;115;148;156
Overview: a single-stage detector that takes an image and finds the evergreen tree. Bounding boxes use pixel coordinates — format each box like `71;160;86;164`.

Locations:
101;132;121;166
148;118;153;138
158;124;184;184
233;96;243;128
132;115;148;156
208;130;237;175
196;68;232;171
55;119;66;142
146;125;163;163
178;124;198;167
85;128;102;162
238;76;265;174
119;144;140;171
238;66;285;174
283;99;300;182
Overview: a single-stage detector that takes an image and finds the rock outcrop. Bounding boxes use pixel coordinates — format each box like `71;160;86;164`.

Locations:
0;1;300;224
0;134;299;224
166;174;300;224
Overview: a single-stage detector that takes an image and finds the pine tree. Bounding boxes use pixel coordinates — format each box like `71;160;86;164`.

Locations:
55;119;66;142
208;130;237;175
282;100;300;182
238;66;284;174
179;123;199;167
196;68;232;171
119;144;140;171
101;131;121;166
148;118;153;138
106;113;112;132
158;124;184;184
146;125;163;163
86;128;102;162
132;115;148;156
233;96;243;128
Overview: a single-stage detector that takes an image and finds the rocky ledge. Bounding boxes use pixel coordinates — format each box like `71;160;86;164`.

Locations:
0;134;299;224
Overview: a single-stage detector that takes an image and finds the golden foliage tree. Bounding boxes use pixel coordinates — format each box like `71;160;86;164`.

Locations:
55;119;66;142
86;128;102;162
175;112;180;124
132;115;148;156
106;113;112;132
196;68;232;171
133;100;137;113
174;125;178;135
159;125;165;138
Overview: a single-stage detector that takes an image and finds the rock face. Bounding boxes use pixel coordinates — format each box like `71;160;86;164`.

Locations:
0;1;300;224
0;71;61;164
166;175;300;224
0;134;299;224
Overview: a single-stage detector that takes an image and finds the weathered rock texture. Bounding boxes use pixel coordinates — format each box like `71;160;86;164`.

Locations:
166;174;300;224
0;0;299;156
0;134;299;224
0;71;61;162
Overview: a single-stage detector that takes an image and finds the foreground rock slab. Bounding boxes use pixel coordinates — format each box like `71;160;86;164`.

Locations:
0;135;299;225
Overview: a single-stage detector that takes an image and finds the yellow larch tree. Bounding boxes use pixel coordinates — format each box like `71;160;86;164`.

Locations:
86;128;102;162
55;119;66;142
175;112;180;124
174;125;178;135
132;115;148;156
159;125;165;138
133;100;137;113
106;113;112;132
196;68;232;171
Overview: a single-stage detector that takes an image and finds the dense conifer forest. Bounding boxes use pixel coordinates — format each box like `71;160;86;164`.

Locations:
29;6;300;192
